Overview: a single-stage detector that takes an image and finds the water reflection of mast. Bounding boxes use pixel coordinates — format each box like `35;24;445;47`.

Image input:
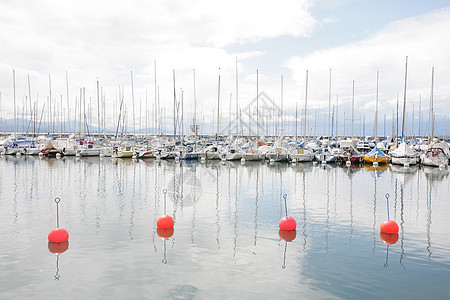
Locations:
216;165;220;249
254;163;259;246
334;164;337;222
302;171;307;250
233;166;239;258
399;182;405;269
349;168;353;242
129;161;137;240
416;167;420;222
326;168;330;253
279;165;283;221
426;176;432;261
191;162;198;245
152;160;160;253
372;167;378;253
394;178;398;220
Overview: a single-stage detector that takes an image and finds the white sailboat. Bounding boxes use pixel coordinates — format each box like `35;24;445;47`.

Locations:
390;142;417;166
420;141;449;167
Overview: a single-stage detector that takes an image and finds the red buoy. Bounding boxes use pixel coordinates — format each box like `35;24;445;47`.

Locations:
279;229;296;242
48;241;69;254
48;197;69;243
279;216;297;231
157;228;174;240
157;215;174;229
48;227;69;243
380;233;399;245
380;220;399;234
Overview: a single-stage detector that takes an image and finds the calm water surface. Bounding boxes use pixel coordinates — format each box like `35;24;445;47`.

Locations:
0;155;449;299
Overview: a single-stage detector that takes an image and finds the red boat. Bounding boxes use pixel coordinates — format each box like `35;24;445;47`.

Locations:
339;146;364;163
40;141;64;157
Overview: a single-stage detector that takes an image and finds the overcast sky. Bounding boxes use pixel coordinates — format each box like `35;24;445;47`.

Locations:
1;0;449;135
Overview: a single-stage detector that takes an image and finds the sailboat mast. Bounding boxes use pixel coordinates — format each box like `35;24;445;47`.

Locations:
173;69;176;140
335;94;339;137
216;69;221;146
351;80;355;141
396;93;399;147
13;70;17;138
145;90;148;137
154;60;157;136
256;69;259;144
280;75;284;136
66;71;70;137
96;78;100;138
375;70;379;140
193;68;197;140
131;71;136;139
418;95;421;138
235;57;239;137
49;75;53;136
328;68;332;137
401;56;408;142
295;102;298;140
27;74;33;139
429;66;434;141
303;70;308;141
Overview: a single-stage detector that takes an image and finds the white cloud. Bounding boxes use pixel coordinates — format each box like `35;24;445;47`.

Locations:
285;8;450;122
0;0;316;129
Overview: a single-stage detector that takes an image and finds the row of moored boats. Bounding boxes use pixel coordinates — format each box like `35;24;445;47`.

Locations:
1;135;449;168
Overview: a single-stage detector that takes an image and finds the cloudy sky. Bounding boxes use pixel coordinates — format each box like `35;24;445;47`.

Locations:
1;0;449;136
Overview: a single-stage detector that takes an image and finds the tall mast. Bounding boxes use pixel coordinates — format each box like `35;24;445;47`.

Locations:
131;71;136;139
27;74;33;139
66;71;70;137
280;75;284;136
13;70;17;138
79;88;82;137
429;66;434;141
335;94;339;138
375;70;379;140
173;69;177;140
303;70;308;141
145;90;148;137
193;68;197;139
396;93;399;147
235;57;239;136
351;80;355;141
48;75;52;136
418;95;421;138
328;68;332;137
154;60;157;136
216;68;221;146
97;78;100;138
295;102;298;140
401;56;408;142
256;69;259;145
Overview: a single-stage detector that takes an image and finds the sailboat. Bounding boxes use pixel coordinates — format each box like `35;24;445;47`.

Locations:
364;146;390;164
338;145;364;163
390;141;418;166
242;70;264;162
242;141;264;161
314;147;337;163
266;139;289;162
419;67;448;167
199;144;221;160
420;140;449;167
